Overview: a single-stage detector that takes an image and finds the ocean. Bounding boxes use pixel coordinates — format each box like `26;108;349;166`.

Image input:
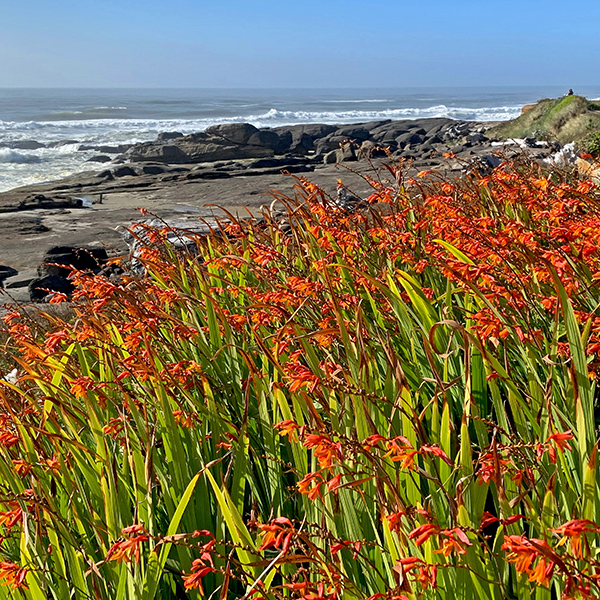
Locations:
1;86;599;193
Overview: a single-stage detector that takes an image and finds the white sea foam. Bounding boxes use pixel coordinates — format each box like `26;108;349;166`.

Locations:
0;148;41;163
0;102;521;192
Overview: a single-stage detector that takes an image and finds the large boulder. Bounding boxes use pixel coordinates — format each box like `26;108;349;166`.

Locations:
333;126;371;141
124;128;275;164
0;266;17;288
29;275;74;302
37;245;108;278
124;143;191;163
205;123;260;145
272;124;337;154
178;140;273;162
157;132;184;141
247;130;281;150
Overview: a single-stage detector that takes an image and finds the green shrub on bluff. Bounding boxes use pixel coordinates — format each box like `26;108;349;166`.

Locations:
491;94;600;143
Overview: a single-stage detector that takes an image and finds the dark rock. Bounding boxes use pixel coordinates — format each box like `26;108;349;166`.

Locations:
185;170;232;180
370;125;405;139
466;132;489;144
78;144;132;153
336;143;357;162
8;195;83;213
464;154;502;177
47;140;80;148
482;154;502;168
247;130;281;150
6;141;46;150
5;276;32;290
450;146;468;155
357;119;392;131
96;170;115;180
16;219;50;235
272;124;336;153
427;135;444;145
205;123;260;145
334;126;371;141
246;157;308;169
397;132;425;146
124;143;191;164
87;155;112;163
0;266;18;287
288;132;314;154
112;166;138;177
29;275;74;302
182;141;273;162
419;143;436;155
157;132;184;141
238;164;314;177
359;140;377;158
140;164;167;175
37;245;109;278
323;150;338;164
314;136;345;155
442;122;472;142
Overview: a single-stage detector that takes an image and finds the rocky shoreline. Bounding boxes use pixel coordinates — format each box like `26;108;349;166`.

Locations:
0;117;559;304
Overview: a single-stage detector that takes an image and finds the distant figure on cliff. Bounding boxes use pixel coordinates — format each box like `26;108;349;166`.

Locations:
567;89;574;96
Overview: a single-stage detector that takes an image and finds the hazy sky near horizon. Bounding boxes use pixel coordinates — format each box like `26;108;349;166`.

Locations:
1;0;597;88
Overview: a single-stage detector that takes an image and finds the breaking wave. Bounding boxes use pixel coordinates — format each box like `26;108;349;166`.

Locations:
0;148;41;163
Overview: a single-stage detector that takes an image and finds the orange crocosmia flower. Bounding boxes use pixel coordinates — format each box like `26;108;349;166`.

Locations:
546;431;574;453
384;437;419;469
0;562;28;589
362;434;386;451
274;420;299;441
258;517;295;553
385;511;406;533
286;364;320;393
527;558;555;587
0;507;22;529
501;535;556;579
420;445;453;466
182;559;215;595
69;376;98;398
408;523;441;546
327;473;342;492
106;525;149;563
303;434;343;470
480;511;500;529
173;410;196;428
399;556;424;572
44;456;60;474
435;528;472;557
44;329;70;353
103;416;126;438
552;519;600;559
0;431;19;448
297;472;323;497
11;460;32;477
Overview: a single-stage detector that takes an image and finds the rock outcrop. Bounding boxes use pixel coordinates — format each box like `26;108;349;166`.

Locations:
119;117;493;167
29;245;109;301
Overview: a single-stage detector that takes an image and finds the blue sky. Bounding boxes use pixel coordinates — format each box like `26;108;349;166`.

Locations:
1;0;597;87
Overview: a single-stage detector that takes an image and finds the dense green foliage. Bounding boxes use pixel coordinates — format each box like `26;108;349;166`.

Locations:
0;159;600;600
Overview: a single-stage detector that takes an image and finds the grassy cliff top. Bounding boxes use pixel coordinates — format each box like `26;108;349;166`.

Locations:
490;95;600;144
